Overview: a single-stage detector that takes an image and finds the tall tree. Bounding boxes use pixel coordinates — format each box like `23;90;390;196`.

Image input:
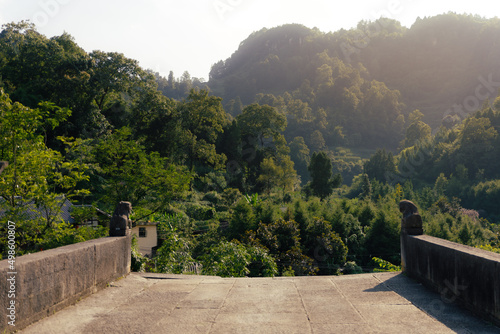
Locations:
257;157;280;194
74;126;193;215
237;103;287;148
364;149;396;183
0;90;88;233
402;110;431;148
178;89;226;143
177;89;228;169
307;151;342;200
289;136;310;183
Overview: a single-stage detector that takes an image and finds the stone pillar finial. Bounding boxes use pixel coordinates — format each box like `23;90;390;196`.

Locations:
399;200;423;235
109;201;132;237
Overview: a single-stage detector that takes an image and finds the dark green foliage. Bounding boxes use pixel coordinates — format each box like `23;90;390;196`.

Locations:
470;180;500;216
255;219;317;275
255;200;281;225
192;226;225;259
356;203;376;227
246;246;279;277
293;200;310;234
364;149;396;183
307;151;342;200
2;17;500;274
221;188;243;207
200;241;277;277
364;211;400;265
154;222;196;274
131;235;148;272
229;199;256;239
303;217;348;274
343;261;363;274
289;137;310;183
237;103;287;149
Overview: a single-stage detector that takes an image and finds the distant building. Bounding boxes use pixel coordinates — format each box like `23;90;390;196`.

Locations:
131;221;158;257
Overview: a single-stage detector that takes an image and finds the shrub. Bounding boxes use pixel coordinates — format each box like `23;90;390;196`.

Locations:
184;202;215;220
203;191;222;205
256;219;318;275
154;223;197;274
343;261;363;274
229;199;256;239
131;235;148;272
364;211;400;265
201;241;277;277
222;188;243;206
372;257;401;272
471;180;500;216
304;217;348;275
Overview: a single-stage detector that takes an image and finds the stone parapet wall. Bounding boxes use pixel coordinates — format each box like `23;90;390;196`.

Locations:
401;233;500;326
0;236;131;332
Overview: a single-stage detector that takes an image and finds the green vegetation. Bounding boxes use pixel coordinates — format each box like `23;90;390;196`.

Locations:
1;16;499;276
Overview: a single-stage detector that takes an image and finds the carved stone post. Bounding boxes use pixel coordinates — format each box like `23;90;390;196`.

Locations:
109;201;132;237
399;200;423;272
399;200;423;236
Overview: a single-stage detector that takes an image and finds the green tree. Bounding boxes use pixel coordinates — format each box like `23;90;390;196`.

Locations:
456;117;498;174
225;96;243;116
364;149;396;183
229;199;256;239
309;130;326;152
364;211;400;264
360;173;372;200
289;136;310;183
276;154;298;195
177;89;228;169
0;91;90;253
402;110;431;148
255;219;317;276
307;151;342;200
304;217;348;275
434;173;448;196
74;127;193;215
237;103;287;148
201;241;277;277
178;89;226;144
130;87;181;157
155;222;196;274
257;157;280;194
89;51;145;111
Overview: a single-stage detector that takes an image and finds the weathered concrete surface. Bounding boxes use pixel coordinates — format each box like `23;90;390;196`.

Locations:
0;236;131;332
19;272;500;334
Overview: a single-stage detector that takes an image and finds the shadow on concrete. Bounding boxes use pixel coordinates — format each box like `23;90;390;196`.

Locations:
366;273;500;333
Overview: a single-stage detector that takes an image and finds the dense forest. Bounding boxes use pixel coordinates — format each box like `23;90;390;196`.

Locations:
0;14;499;277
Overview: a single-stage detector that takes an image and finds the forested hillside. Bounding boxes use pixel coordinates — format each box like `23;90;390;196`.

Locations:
207;14;500;149
0;16;499;277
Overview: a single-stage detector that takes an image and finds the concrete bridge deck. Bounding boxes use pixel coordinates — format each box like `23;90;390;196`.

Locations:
19;272;500;334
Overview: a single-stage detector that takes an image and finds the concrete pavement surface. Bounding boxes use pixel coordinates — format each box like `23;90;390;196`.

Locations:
19;272;500;334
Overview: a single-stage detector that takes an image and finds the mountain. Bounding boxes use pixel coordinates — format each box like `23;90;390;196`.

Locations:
207;14;500;148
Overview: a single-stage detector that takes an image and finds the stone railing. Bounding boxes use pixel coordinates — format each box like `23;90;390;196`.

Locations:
0;235;131;332
400;200;500;327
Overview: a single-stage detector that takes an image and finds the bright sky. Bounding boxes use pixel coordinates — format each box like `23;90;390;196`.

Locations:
0;0;497;80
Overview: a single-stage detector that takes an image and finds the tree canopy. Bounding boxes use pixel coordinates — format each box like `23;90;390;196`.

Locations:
1;16;500;276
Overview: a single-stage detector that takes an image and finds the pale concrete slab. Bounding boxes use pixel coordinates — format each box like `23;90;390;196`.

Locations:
18;272;500;334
